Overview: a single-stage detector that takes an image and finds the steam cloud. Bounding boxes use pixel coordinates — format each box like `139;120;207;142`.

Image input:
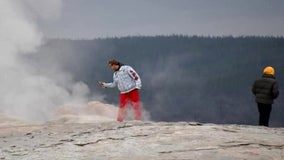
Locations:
0;0;91;122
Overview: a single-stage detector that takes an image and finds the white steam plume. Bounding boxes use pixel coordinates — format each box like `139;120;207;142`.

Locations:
0;0;91;122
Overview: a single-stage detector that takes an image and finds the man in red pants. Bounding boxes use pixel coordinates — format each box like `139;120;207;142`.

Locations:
98;59;142;122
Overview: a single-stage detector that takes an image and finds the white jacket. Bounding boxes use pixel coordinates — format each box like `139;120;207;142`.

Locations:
104;65;142;93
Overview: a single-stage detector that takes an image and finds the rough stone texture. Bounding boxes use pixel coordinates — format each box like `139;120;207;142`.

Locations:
0;121;283;160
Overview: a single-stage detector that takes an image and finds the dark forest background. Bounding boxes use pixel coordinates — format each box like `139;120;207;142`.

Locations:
26;35;284;127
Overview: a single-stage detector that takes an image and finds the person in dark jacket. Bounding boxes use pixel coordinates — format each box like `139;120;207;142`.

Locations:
252;66;279;127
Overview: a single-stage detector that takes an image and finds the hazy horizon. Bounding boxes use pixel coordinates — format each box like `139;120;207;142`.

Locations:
37;0;284;39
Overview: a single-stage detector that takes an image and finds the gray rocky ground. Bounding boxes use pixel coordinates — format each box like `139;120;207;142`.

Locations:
0;120;284;160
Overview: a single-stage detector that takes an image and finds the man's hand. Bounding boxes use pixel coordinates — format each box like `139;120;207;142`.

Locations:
97;81;106;88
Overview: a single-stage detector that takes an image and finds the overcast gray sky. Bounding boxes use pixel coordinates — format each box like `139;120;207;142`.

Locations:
39;0;284;39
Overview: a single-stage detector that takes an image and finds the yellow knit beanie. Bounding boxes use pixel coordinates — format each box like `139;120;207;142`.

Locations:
263;66;275;75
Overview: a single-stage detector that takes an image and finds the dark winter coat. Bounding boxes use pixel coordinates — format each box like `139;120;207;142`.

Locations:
252;74;279;104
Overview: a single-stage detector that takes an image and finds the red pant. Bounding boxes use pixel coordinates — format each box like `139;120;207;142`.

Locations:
117;89;142;122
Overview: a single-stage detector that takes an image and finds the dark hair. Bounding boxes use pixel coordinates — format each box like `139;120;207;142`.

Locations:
108;59;120;66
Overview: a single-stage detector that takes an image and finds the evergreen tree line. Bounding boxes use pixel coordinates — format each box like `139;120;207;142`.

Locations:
28;35;284;126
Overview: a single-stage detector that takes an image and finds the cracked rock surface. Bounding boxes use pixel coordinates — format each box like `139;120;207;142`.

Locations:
0;121;284;160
